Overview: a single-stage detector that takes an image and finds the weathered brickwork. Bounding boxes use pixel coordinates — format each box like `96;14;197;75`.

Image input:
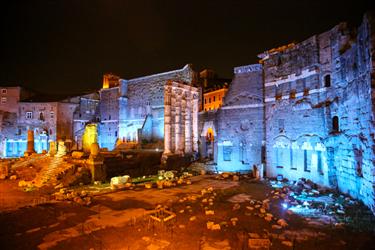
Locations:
72;93;100;150
259;14;375;213
201;65;264;172
98;64;196;150
201;13;374;213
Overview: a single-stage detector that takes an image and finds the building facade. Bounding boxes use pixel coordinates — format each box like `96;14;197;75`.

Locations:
203;88;228;111
98;64;197;151
201;13;375;213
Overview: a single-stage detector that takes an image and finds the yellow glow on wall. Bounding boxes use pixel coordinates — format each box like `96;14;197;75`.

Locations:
82;123;98;152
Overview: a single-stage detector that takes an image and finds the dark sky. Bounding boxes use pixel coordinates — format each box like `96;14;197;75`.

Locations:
0;0;373;94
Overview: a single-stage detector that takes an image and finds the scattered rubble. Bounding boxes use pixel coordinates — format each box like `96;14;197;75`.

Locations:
267;177;366;226
53;189;92;206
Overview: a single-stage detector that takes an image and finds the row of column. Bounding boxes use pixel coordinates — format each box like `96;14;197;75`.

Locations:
164;82;198;155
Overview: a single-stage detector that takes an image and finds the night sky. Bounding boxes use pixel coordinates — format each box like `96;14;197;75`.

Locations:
1;0;373;95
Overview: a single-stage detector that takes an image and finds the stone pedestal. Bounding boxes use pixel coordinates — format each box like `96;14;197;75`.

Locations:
24;129;35;156
55;140;67;158
48;141;57;156
82;124;98;153
87;142;106;182
0;162;10;180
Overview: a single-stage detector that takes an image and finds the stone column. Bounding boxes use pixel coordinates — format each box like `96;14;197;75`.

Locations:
184;94;192;153
175;96;181;154
192;94;199;152
87;142;106;182
55;140;67;158
180;95;186;153
48;141;57;156
25;129;35;156
163;88;171;154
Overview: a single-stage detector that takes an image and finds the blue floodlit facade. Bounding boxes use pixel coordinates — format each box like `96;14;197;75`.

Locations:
198;14;375;213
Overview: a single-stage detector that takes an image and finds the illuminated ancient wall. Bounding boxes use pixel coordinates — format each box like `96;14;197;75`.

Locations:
118;64;195;146
97;64;195;150
163;81;199;155
260;14;375;213
98;87;120;150
215;64;264;172
72;93;100;150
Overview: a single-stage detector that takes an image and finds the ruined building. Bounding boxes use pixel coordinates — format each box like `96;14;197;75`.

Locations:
200;13;375;213
0;13;374;213
98;64;199;155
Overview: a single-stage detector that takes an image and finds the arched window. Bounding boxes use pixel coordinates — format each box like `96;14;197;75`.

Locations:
324;74;331;88
332;116;339;132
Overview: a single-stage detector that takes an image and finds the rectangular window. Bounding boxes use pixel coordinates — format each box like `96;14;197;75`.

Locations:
213;96;216;102
219;95;221;101
304;149;311;172
1;97;6;104
1;89;7;94
290;148;294;170
223;146;232;161
50;111;54;119
291;149;298;170
26;112;33;119
317;151;323;174
204;98;207;104
209;97;211;103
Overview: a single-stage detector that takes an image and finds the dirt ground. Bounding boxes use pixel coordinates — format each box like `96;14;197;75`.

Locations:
0;175;374;250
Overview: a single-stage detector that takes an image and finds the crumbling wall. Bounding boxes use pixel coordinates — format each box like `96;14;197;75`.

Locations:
216;65;264;172
99;88;120;150
261;13;375;214
119;64;195;145
56;102;77;141
262;31;330;185
73;95;100;150
325;14;375;213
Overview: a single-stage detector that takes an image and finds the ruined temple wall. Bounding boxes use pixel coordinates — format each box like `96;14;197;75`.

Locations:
325;14;375;212
215;65;264;172
99;87;120;150
72;94;100;150
262;30;332;186
119;64;195;143
56;102;77;141
262;14;375;213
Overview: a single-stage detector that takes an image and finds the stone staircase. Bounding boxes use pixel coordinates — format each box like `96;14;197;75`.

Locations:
33;157;75;187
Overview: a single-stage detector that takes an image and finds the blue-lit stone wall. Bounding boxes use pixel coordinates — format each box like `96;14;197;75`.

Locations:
262;14;375;213
324;15;375;213
99;87;119;150
118;64;194;145
262;32;330;186
215;64;264;172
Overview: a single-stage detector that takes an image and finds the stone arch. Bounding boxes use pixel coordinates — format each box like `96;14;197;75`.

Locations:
273;135;292;169
200;121;217;137
295;134;325;173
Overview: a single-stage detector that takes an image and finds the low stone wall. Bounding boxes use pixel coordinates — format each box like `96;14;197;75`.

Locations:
103;151;163;179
